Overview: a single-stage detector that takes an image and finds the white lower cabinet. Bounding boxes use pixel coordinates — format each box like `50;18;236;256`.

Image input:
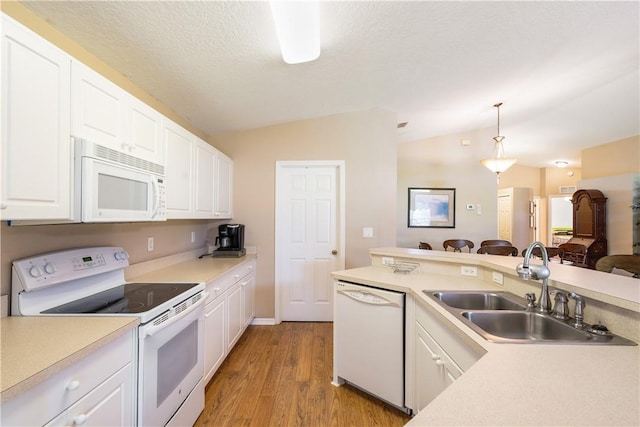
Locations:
204;295;226;384
45;364;133;427
226;281;244;351
413;301;485;413
1;330;135;427
415;322;462;410
203;259;256;383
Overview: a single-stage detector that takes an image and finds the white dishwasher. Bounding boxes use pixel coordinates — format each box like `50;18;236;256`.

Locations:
334;281;409;414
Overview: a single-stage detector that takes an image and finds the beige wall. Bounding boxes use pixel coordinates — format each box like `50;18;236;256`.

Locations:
396;128;499;250
580;136;640;254
581;135;640;180
499;164;542;195
210;109;398;319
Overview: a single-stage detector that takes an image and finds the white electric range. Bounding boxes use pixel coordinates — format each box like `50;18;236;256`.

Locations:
11;246;207;427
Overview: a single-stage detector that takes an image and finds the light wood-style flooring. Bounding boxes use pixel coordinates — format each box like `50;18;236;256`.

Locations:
194;322;411;427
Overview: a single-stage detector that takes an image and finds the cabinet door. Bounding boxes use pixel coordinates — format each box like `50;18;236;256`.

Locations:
242;273;255;328
194;139;215;218
204;297;226;384
226;282;244;351
164;119;194;217
71;61;126;149
415;322;449;411
49;364;134;427
128;96;164;165
214;151;233;218
1;16;72;220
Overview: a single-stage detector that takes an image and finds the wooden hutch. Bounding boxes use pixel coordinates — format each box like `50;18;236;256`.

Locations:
567;189;607;269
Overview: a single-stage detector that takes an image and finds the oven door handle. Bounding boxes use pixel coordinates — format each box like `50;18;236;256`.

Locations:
143;292;208;338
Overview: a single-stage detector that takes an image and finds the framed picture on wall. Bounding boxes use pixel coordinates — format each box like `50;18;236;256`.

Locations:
408;187;456;228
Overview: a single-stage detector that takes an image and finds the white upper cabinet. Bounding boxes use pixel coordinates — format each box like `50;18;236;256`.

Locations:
194;139;216;218
164;117;233;219
163;118;195;217
1;15;72;220
71;61;164;165
214;150;233;219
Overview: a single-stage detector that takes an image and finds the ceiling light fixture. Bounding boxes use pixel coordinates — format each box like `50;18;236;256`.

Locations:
269;1;320;64
480;102;517;177
555;161;569;168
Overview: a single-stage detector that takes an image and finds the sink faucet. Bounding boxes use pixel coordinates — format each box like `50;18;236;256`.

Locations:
516;242;552;313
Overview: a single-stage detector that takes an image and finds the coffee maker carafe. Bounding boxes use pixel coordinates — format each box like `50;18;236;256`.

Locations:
212;224;245;257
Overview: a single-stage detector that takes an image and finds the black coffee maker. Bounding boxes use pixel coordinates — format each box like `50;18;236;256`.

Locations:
212;224;245;257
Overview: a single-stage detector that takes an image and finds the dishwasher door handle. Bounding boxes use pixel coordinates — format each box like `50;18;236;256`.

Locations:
337;289;401;307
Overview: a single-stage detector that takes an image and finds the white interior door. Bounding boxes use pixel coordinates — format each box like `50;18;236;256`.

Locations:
276;161;345;322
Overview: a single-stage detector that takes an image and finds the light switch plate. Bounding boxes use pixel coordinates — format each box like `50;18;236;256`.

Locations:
363;227;374;238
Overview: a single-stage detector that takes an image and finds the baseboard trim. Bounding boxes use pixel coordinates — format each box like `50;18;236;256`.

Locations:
251;317;278;326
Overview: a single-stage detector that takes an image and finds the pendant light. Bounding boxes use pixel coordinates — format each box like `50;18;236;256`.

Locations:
481;102;517;176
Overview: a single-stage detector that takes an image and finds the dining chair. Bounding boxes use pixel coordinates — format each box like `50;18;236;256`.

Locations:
480;239;512;247
595;255;640;278
443;239;475;253
418;242;432;250
558;243;588;267
477;246;519;256
521;246;564;261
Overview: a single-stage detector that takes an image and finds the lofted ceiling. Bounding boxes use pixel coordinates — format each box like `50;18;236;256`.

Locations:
20;1;639;168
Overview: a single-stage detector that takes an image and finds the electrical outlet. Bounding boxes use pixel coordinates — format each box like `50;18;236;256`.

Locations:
147;237;154;252
363;227;374;238
460;265;477;276
466;204;475;210
382;257;394;265
191;231;196;243
492;271;504;285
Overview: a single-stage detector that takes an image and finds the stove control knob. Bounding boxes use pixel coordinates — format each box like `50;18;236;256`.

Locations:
44;262;56;274
29;265;43;278
114;250;129;261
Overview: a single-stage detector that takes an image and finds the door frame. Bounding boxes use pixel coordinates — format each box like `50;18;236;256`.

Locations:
274;160;346;324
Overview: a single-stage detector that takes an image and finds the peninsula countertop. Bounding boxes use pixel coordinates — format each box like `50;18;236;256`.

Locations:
333;248;640;426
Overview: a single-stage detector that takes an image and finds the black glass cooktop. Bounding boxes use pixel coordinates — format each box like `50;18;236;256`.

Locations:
42;282;199;314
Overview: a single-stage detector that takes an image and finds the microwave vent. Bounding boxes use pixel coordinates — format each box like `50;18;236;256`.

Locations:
93;144;165;175
559;186;576;194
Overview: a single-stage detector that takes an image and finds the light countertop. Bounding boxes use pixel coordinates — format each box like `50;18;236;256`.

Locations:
0;316;139;402
128;254;256;284
332;248;640;426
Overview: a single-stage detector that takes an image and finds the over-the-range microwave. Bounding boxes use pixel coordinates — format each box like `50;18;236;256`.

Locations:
76;138;167;222
10;138;167;225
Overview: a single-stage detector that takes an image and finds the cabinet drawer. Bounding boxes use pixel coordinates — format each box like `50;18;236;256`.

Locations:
416;302;485;371
1;330;135;427
45;363;134;427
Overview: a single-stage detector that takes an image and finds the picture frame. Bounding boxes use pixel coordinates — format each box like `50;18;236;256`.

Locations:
408;187;456;228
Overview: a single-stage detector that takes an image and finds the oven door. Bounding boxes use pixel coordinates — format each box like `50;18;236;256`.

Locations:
138;293;206;427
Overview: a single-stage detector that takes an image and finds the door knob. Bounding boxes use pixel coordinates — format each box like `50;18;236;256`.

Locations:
331;250;338;255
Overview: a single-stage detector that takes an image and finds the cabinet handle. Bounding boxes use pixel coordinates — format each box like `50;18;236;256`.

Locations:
73;413;88;425
66;380;80;391
214;287;221;292
435;359;445;366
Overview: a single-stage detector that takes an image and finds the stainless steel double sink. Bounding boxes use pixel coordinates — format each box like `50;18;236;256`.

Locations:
425;290;636;345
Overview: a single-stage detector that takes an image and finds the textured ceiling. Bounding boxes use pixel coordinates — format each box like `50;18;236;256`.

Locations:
21;1;640;168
